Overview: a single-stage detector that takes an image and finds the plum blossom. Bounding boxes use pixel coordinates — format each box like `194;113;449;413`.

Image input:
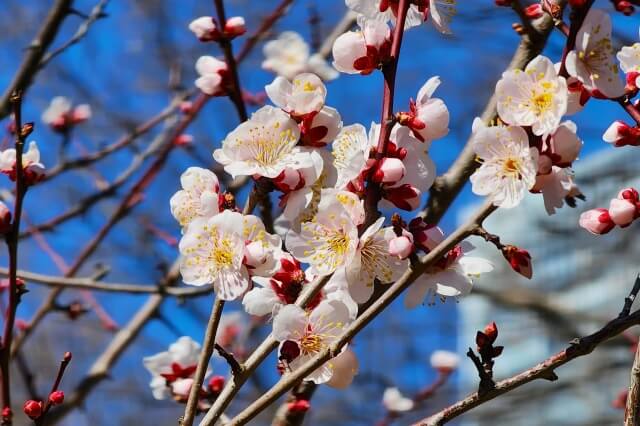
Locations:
332;123;372;190
565;9;624;98
278;151;326;222
397;76;450;143
609;198;637;226
496;55;568;136
344;217;409;303
382;387;414;412
404;241;493;308
42;96;91;132
532;166;574;215
0;141;46;184
273;299;352;383
544;121;583;167
617;30;640;89
345;0;457;34
300;106;343;147
195;56;228;96
169;167;220;231
262;32;338;81
286;192;362;276
265;73;327;118
325;348;359;389
332;19;391;75
142;336;201;400
213;106;316;179
179;210;282;300
188;16;218;41
469;121;538;208
579;208;615;234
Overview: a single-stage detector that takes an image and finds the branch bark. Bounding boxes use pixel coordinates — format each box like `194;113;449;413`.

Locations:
626;339;640;425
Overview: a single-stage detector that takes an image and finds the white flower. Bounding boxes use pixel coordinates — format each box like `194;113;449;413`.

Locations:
262;32;338;81
496;55;568;136
170;167;220;231
345;0;456;34
0;141;46;184
382;387;414;412
401;76;450;143
273;299;352;384
430;350;460;372
404;242;493;308
265;73;327;117
195;56;228;96
213;106;314;179
179;210;281;300
286;192;362;276
332;19;391;75
344;217;409;303
300;106;343;146
469;121;538;208
532;166;574;215
565;9;624;99
143;336;201;400
332;123;372;189
325;348;359;389
544;120;582;167
618;29;640;74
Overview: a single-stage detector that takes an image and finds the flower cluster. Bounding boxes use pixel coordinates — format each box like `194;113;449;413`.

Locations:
41;96;91;133
579;187;640;235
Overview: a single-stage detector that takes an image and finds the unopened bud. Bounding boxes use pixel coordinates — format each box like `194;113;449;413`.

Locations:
188;16;220;42
501;245;533;279
224;17;246;38
372;157;405;185
23;400;43;419
579;208;615;235
388;235;413;259
609;198;636;227
208;375;226;393
48;391;64;405
287;399;311;413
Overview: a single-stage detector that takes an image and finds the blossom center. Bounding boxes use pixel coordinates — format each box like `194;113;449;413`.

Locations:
210;237;234;268
531;91;553;115
300;333;324;354
501;157;523;179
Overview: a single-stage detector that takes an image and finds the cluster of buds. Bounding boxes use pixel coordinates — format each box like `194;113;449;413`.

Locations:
469;322;503;394
385;215;439;261
579;187;640;234
603;120;640;147
188;16;246;42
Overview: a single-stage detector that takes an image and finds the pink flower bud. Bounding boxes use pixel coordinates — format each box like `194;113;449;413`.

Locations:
618;187;639;203
579;208;615;235
208;375;225;393
224;16;246;37
188;16;220;41
502;245;533;279
372;157;405;184
537;154;552;175
388;235;413;259
408;218;445;252
287;399;311;413
383;184;421;211
244;241;268;268
23;400;42;419
609;198;636;226
71;105;91;124
430;350;460;374
273;168;305;192
603;120;640;147
48;391;64;405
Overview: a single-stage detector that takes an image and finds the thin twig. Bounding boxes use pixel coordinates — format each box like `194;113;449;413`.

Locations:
626;343;640;426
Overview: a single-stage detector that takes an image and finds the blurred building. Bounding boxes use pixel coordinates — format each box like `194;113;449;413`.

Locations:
456;146;640;426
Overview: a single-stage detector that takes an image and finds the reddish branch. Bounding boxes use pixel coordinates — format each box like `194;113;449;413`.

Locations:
0;93;30;425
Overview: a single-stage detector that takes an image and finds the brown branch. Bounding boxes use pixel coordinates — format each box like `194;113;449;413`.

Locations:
626;343;640;426
38;0;109;69
423;0;566;224
415;297;640;425
0;0;74;119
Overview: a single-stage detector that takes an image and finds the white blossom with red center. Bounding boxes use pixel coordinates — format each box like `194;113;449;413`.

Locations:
332;18;391;75
262;31;338;81
404;241;493;308
179;210;282;300
169;167;220;232
331;123;372;190
342;217;409;303
345;0;457;34
41;96;91;132
496;55;568;136
142;336;202;400
286;191;363;276
273;299;352;384
469;120;538;208
397;76;450;143
0;141;45;185
213;106;316;179
265;73;327;119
